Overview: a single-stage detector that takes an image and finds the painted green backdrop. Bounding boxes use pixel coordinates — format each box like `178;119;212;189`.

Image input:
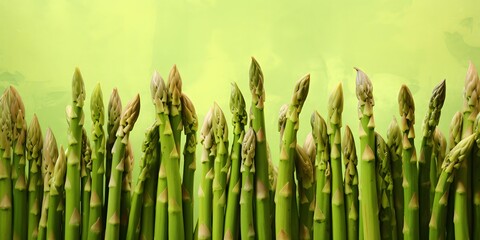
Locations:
1;0;480;220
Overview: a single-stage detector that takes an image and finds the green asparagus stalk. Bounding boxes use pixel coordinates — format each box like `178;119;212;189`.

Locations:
240;127;256;240
418;80;446;239
224;83;247;240
376;133;396;240
429;133;477;240
303;133;316;168
295;144;314;240
211;103;229;240
398;85;419;240
88;83;106;240
249;57;273;240
474;113;480;240
7;86;28;240
446;111;463;240
104;94;141;239
343;125;359;240
81;128;92;240
105;88;122;228
276;74;310;239
355;68;381;240
26;115;43;240
167;65;184;162
140;73;162;240
386;117;404;240
120;141;133;240
301;132;316;240
327;83;347;240
198;107;215;240
47;146;66;240
152;72;186;240
126;122;159;240
454;61;480;239
432;128;447;186
65;68;86;240
182;93;198;240
38;128;59;240
311;111;331;240
0;93;12;240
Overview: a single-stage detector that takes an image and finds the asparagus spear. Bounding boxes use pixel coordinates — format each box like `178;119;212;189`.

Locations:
355;68;381;240
105;88;122;228
38;129;59;240
47;146;66;240
65;68;86;240
120;141;133;240
26;115;43;240
211;103;229;240
240;127;256;240
152;73;185;240
311;111;331;240
167;65;184;163
88;83;106;240
429;133;477;240
224;83;247;240
126;122;159;240
376;133;396;240
454;61;480;239
104;94;141;239
295;144;314;240
0;93;12;240
418;80;446;239
249;57;273;240
8;86;28;240
474;113;480;240
327;83;347;240
81;128;92;240
198;107;215;240
386;117;404;240
398;85;419;240
343;125;359;240
276;74;310;239
182;93;198;240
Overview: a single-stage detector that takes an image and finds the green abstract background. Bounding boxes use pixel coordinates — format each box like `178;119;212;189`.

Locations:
1;0;480;210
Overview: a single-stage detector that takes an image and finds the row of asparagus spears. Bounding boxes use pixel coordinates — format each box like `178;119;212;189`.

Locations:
0;58;479;240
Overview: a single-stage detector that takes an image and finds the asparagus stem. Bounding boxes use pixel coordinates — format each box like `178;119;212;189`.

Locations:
224;83;247;240
376;133;396;240
198;107;215;240
327;83;347;240
153;71;185;240
120;141;133;240
0;93;12;240
105;88;122;230
240;128;256;240
455;61;480;239
47;146;67;240
300;133;316;240
276;74;310;239
211;103;229;240
167;65;184;163
355;68;381;240
429;134;477;240
65;68;86;240
311;111;331;240
267;143;278;239
343;125;359;240
154;160;168;240
27;115;43;240
8;86;28;240
126;122;159;240
81;128;92;240
249;57;273;240
431;127;446;197
104;94;141;239
418;80;446;239
398;85;419;240
182;93;198;240
88;83;106;240
295;144;314;240
387;117;404;240
38;129;59;240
